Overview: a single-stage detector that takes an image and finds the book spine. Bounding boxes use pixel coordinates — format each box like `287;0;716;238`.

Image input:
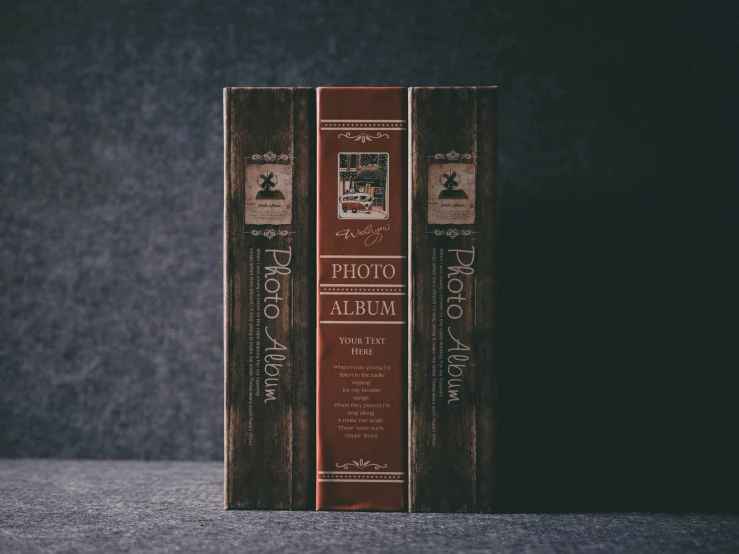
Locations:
409;86;499;513
316;87;408;511
224;87;315;509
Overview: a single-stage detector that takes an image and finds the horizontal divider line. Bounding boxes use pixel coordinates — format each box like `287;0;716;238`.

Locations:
320;284;406;287
320;255;407;259
320;292;406;296
320;127;406;131
319;321;406;325
320;119;406;123
318;471;406;475
318;479;405;483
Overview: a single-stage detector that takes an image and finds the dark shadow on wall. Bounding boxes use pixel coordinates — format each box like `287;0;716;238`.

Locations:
495;212;739;513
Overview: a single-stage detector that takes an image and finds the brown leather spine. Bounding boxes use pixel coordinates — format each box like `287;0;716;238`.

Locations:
316;87;407;511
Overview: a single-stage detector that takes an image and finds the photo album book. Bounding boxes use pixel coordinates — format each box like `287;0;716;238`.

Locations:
224;86;498;512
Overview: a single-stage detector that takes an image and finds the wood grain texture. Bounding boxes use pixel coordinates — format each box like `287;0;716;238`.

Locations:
224;88;315;509
409;87;498;513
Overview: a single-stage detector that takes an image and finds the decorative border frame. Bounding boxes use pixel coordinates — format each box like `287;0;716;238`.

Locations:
321;119;406;141
317;459;405;484
248;229;292;239
432;150;475;161
336;132;389;143
335;459;387;470
428;229;477;239
246;151;290;162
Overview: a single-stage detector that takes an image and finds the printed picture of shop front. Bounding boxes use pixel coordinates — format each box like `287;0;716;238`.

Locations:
338;153;389;219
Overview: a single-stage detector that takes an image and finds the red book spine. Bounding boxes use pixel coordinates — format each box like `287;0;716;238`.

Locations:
316;87;408;511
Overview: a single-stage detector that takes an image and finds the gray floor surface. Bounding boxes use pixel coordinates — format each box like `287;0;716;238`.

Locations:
1;459;738;553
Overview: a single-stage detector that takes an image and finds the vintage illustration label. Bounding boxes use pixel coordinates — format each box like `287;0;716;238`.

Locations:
427;162;475;224
245;163;293;225
338;152;389;219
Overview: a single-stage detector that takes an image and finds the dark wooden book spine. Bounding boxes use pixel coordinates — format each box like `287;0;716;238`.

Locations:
224;87;315;510
408;86;499;513
316;87;408;511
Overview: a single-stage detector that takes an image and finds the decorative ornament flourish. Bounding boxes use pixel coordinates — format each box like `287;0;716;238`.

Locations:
251;229;290;239
336;459;388;470
433;150;474;161
337;132;390;143
249;151;289;162
432;229;475;239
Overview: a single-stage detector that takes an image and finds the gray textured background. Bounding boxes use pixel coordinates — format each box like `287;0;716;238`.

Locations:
3;460;739;553
1;1;737;512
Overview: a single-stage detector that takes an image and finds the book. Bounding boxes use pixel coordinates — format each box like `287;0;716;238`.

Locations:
224;87;315;509
408;86;499;512
316;87;408;511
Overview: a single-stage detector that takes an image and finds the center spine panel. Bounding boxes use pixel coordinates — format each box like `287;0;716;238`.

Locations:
316;87;408;511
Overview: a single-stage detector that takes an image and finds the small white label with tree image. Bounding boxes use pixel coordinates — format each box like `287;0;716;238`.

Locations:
427;163;475;224
245;163;292;225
